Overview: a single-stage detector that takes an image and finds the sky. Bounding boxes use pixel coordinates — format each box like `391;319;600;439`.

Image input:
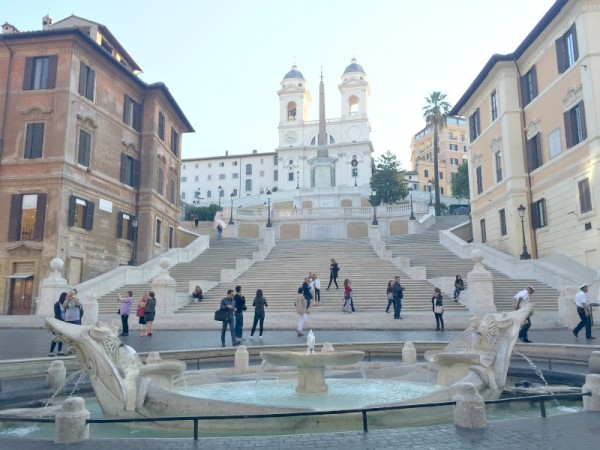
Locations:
3;0;558;168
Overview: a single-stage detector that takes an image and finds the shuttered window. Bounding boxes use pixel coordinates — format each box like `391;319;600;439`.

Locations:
556;23;578;73
123;95;142;131
24;123;44;159
499;209;507;236
520;66;538;106
578;179;592;214
116;212;133;240
564;101;587;148
157;167;164;195
23;55;58;90
78;61;95;101
469;109;480;142
8;193;46;241
170;127;179;155
531;199;547;229
68;196;94;230
476;166;483;195
77;129;92;167
526;133;543;172
158;112;165;141
120;154;140;187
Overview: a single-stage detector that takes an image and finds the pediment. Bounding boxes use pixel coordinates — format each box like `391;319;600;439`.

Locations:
3;241;44;256
21;106;53;120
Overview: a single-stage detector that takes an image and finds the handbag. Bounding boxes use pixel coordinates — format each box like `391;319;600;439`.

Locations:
434;305;444;314
136;306;145;318
117;308;121;315
214;309;229;321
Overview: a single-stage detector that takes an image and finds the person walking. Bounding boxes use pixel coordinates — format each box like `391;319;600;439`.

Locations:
313;273;321;304
342;278;353;313
220;289;240;347
453;275;464;302
295;287;308;336
513;286;534;343
233;285;246;340
118;290;133;336
392;276;405;319
385;280;394;313
144;291;157;337
432;287;444;331
136;294;147;336
326;258;340;290
48;292;67;357
302;277;312;310
249;289;268;339
216;223;223;240
573;284;596;340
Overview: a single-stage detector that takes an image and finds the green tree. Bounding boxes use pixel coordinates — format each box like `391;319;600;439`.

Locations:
423;91;451;216
451;161;470;204
369;150;408;205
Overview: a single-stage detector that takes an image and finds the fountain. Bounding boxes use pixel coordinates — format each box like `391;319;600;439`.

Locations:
35;304;536;433
260;330;365;393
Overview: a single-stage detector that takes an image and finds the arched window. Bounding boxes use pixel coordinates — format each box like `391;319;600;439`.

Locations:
207;190;212;198
232;188;238;196
329;135;336;144
246;164;252;175
245;179;252;192
349;95;359;115
287;102;297;121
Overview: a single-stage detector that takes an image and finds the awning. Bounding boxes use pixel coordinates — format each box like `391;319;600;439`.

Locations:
6;273;33;279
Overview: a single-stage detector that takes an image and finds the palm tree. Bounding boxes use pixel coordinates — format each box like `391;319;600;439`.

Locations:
423;91;451;216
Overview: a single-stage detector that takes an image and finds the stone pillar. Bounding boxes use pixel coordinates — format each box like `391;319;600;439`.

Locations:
264;227;275;250
453;383;486;429
589;351;600;374
151;257;177;314
36;258;70;317
368;224;381;243
235;345;249;374
80;292;98;326
402;342;417;365
54;397;90;444
583;374;600;411
47;360;66;391
465;249;496;315
558;286;579;328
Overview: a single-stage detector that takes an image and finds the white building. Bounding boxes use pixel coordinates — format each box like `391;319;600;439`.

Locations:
181;59;374;207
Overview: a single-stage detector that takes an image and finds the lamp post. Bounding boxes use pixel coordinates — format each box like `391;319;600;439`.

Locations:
266;190;272;227
296;171;299;189
428;179;433;206
218;186;223;209
517;204;531;260
371;190;378;225
409;187;416;220
228;192;235;225
128;215;138;266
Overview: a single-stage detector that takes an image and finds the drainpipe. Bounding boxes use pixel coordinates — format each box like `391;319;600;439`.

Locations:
513;58;538;258
0;36;14;160
135;90;146;262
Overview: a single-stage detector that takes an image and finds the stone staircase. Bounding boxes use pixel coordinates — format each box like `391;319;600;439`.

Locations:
383;216;559;311
95;236;261;314
176;238;469;314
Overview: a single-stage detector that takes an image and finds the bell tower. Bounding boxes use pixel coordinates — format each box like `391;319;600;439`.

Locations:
338;58;371;139
277;65;311;148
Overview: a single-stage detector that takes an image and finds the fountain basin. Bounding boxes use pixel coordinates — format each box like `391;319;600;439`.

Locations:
261;350;365;393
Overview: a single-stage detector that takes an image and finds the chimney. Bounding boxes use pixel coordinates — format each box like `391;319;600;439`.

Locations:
2;22;19;34
225;150;228;156
42;15;53;30
252;149;258;154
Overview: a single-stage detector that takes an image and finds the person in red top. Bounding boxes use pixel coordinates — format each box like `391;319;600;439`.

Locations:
342;278;353;313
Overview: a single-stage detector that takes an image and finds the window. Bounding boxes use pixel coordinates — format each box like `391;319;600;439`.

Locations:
469;108;480;142
440;187;444;195
564;101;587;148
232;173;239;179
158;112;165;141
78;62;95;101
77;129;92;167
181;192;185;200
68;196;94;230
8;193;47;241
208;163;212;168
526;133;542;172
232;189;238;196
439;172;443;180
460;134;465;142
288;172;294;181
499;209;507;236
287;101;296;121
579;179;592;214
169;226;174;249
246;164;252;175
182;176;187;182
260;170;265;177
207;175;212;181
448;131;455;139
480;219;487;243
157;167;164;195
556;24;578;73
495;151;503;182
120;154;140;187
424;169;429;178
274;155;278;165
450;158;459;165
520;66;538;106
476;166;483;195
123;95;141;131
117;212;133;240
220;189;225;198
450;144;458;151
194;176;198;182
207;191;212;198
349;95;359;115
274;169;278;181
219;162;224;167
155;219;162;244
23;55;57;90
219;174;225;180
195;164;199;168
24;123;44;159
463;146;467;152
531;199;547;229
491;90;498;121
245;179;252;192
170;127;179;155
232;161;238;166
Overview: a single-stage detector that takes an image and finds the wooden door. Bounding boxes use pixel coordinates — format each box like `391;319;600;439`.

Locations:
9;277;33;315
68;257;83;286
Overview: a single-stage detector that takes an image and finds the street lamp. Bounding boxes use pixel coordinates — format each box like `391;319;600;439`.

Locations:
228;192;235;225
128;215;138;266
409;187;416;220
192;187;202;205
296;171;299;189
218;185;223;209
266;190;272;227
517;204;531;260
427;179;433;207
371;190;378;225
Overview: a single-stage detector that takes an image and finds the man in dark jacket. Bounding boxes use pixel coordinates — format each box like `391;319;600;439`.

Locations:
392;276;405;319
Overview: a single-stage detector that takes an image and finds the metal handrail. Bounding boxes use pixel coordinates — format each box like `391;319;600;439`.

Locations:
0;392;590;440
